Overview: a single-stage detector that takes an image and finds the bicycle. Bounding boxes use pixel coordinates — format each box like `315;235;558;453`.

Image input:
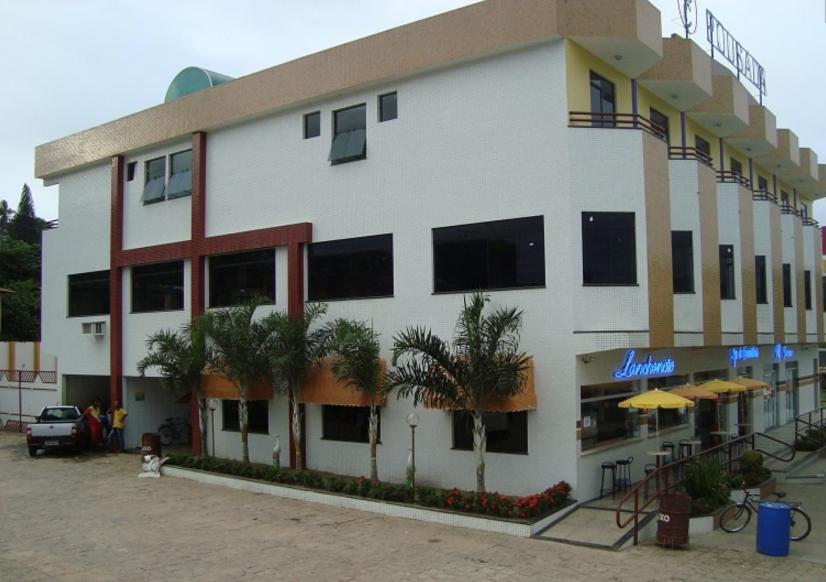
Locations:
719;488;811;541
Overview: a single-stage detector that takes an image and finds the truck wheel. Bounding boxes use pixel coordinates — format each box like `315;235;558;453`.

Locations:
28;446;38;457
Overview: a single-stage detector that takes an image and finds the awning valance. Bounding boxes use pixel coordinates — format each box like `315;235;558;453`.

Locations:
424;359;537;413
299;358;386;407
731;377;769;391
201;373;273;401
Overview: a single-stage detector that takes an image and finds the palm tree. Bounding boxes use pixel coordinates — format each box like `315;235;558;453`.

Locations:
201;301;277;463
388;292;530;493
137;318;208;455
268;303;328;471
326;318;387;483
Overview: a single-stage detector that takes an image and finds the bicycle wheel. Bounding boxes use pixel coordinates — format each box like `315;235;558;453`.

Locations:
720;503;752;533
790;507;812;541
158;425;174;446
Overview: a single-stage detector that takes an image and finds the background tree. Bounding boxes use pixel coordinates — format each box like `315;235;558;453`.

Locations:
8;184;46;245
137;319;208;455
388;293;530;493
326;318;387;483
0;280;39;341
201;301;277;463
0;199;12;237
269;303;328;471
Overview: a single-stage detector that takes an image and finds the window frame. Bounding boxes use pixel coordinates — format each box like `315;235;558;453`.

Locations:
581;212;637;286
166;149;193;199
307;233;394;302
671;230;694;294
755;255;768;304
321;405;380;444
580;381;640;452
649;107;669;143
130;260;185;314
330;103;367;165
589;71;616;128
804;270;812;310
719;244;736;300
452;410;528;455
208;249;276;308
782;263;793;307
222;399;269;434
304;111;321;139
695;135;711;158
67;270;110;317
378;92;397;122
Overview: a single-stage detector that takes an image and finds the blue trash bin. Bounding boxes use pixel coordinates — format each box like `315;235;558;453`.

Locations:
756;501;791;557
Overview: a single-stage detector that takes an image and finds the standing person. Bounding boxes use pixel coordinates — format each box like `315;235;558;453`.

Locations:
108;400;128;452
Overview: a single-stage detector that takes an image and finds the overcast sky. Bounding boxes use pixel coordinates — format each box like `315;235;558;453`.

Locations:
2;0;825;222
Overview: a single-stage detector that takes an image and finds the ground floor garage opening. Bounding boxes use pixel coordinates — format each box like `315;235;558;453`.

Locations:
64;375;110;411
123;377;192;452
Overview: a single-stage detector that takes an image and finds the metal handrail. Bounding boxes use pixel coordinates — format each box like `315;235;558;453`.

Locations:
803;217;819;227
568;111;668;143
668;146;714;168
780;203;796;215
752;189;777;203
794;407;826;443
615;431;795;545
717;170;751;189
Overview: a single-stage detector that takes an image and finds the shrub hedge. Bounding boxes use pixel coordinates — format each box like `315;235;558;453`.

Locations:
166;454;571;521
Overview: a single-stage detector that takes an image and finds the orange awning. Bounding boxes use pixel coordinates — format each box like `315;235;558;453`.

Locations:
201;373;273;401
299;358;386;407
731;377;769;391
424;359;536;413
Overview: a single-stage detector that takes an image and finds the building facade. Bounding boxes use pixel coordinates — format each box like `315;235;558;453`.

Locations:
36;0;826;499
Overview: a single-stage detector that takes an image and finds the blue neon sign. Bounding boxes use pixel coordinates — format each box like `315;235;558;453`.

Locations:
729;346;760;368
773;344;794;361
612;350;676;380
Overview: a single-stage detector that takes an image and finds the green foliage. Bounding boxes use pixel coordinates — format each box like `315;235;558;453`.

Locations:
137;318;207;395
267;302;330;390
683;458;731;517
0;238;39;284
730;451;772;488
795;428;826;451
0;279;40;340
166;453;572;521
8;185;44;245
326;318;383;399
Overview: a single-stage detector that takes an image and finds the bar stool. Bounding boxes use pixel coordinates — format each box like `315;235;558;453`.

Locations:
615;456;634;491
643;463;656;499
661;441;676;464
600;461;617;499
678;439;693;459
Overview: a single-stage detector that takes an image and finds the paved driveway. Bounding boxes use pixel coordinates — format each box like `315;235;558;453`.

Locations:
1;432;824;581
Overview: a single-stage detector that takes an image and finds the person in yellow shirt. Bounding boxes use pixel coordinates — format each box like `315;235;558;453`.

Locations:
107;401;128;452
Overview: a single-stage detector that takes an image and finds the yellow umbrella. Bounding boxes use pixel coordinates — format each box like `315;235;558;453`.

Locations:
668;384;719;401
696;379;747;394
618;389;694;450
731;377;769;391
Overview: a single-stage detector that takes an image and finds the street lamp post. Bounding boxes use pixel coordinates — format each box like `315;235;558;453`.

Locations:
406;412;419;500
208;399;218;457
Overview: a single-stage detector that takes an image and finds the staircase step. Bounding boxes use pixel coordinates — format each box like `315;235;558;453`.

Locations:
533;506;654;551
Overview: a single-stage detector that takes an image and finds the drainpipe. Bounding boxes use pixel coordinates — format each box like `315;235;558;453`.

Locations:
749;158;754;190
718;137;725;173
680;112;687;156
631;79;638;128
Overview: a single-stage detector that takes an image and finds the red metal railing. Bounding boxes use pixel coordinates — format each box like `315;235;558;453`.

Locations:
668;146;714;168
568;111;668;143
615;431;795;545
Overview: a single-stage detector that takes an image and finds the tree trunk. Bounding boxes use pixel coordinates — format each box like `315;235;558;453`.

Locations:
290;387;304;470
198;397;209;457
472;411;486;493
239;393;250;463
368;403;379;483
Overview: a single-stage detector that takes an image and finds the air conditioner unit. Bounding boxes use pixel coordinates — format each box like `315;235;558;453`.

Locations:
81;321;106;337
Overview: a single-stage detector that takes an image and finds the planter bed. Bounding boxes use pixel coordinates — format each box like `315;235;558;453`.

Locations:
162;456;574;537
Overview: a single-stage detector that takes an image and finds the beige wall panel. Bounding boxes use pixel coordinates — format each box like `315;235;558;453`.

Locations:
643;132;674;347
739;186;757;343
698;165;721;345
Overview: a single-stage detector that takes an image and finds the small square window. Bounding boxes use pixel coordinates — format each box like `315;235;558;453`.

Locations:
379;92;397;122
304;111;321;139
126;162;137;182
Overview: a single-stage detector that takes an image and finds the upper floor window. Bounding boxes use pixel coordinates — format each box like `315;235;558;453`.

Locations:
582;212;636;285
729;157;743;176
719;245;735;300
304;111;321;139
68;270;110;317
329;104;366;165
308;234;393;301
799;204;808;219
782;263;792;307
781;191;790;207
671;231;694;293
131;261;184;313
453;411;527;455
433;216;545;293
322;405;378;443
378;92;397;122
140;150;193;204
209;249;275;308
649;107;669;142
589;71;615;128
757;176;769;192
755;255;768;304
126;162;137;182
695;135;711;160
804;270;812;310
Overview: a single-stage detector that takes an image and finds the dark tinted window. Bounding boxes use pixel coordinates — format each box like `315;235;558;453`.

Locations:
433;216;545;293
379;92;397;122
755;256;767;304
757;176;769;192
804;270;812;310
453;411;527;454
209;250;275;308
167;150;192;199
649;107;669;142
782;263;792;307
126;162;136;182
145;157;165;182
589;71;615;127
304;111;320;139
719;245;735;300
131;261;184;313
781;191;789;205
308;234;393;301
823;276;826;312
330;104;366;164
222;399;268;434
671;231;694;293
695;136;711;157
582;212;636;285
68;270;110;317
322;405;379;443
730;157;743;176
142;157;167;204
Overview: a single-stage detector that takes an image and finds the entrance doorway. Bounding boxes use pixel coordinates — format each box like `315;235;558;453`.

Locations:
785;361;799;421
762;364;779;430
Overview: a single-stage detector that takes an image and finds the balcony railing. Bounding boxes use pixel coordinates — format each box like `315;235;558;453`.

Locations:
716;170;751;189
568;111;668;143
803;217;819;227
752;189;777;203
668;146;714;168
780;203;797;215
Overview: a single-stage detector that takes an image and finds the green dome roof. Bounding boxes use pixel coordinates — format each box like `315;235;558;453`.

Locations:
165;67;234;103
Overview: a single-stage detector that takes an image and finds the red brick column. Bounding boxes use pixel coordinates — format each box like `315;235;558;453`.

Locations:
189;132;208;455
287;241;306;468
109;156;124;406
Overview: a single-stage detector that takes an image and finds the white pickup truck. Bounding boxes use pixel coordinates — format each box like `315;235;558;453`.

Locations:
26;406;88;457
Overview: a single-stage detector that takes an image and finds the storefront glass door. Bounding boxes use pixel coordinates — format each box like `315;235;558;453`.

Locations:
763;364;779;430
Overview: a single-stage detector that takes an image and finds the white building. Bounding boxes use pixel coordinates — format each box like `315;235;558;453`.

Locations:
36;0;826;499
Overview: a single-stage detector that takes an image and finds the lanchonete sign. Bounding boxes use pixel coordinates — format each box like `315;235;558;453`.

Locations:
612;350;676;380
